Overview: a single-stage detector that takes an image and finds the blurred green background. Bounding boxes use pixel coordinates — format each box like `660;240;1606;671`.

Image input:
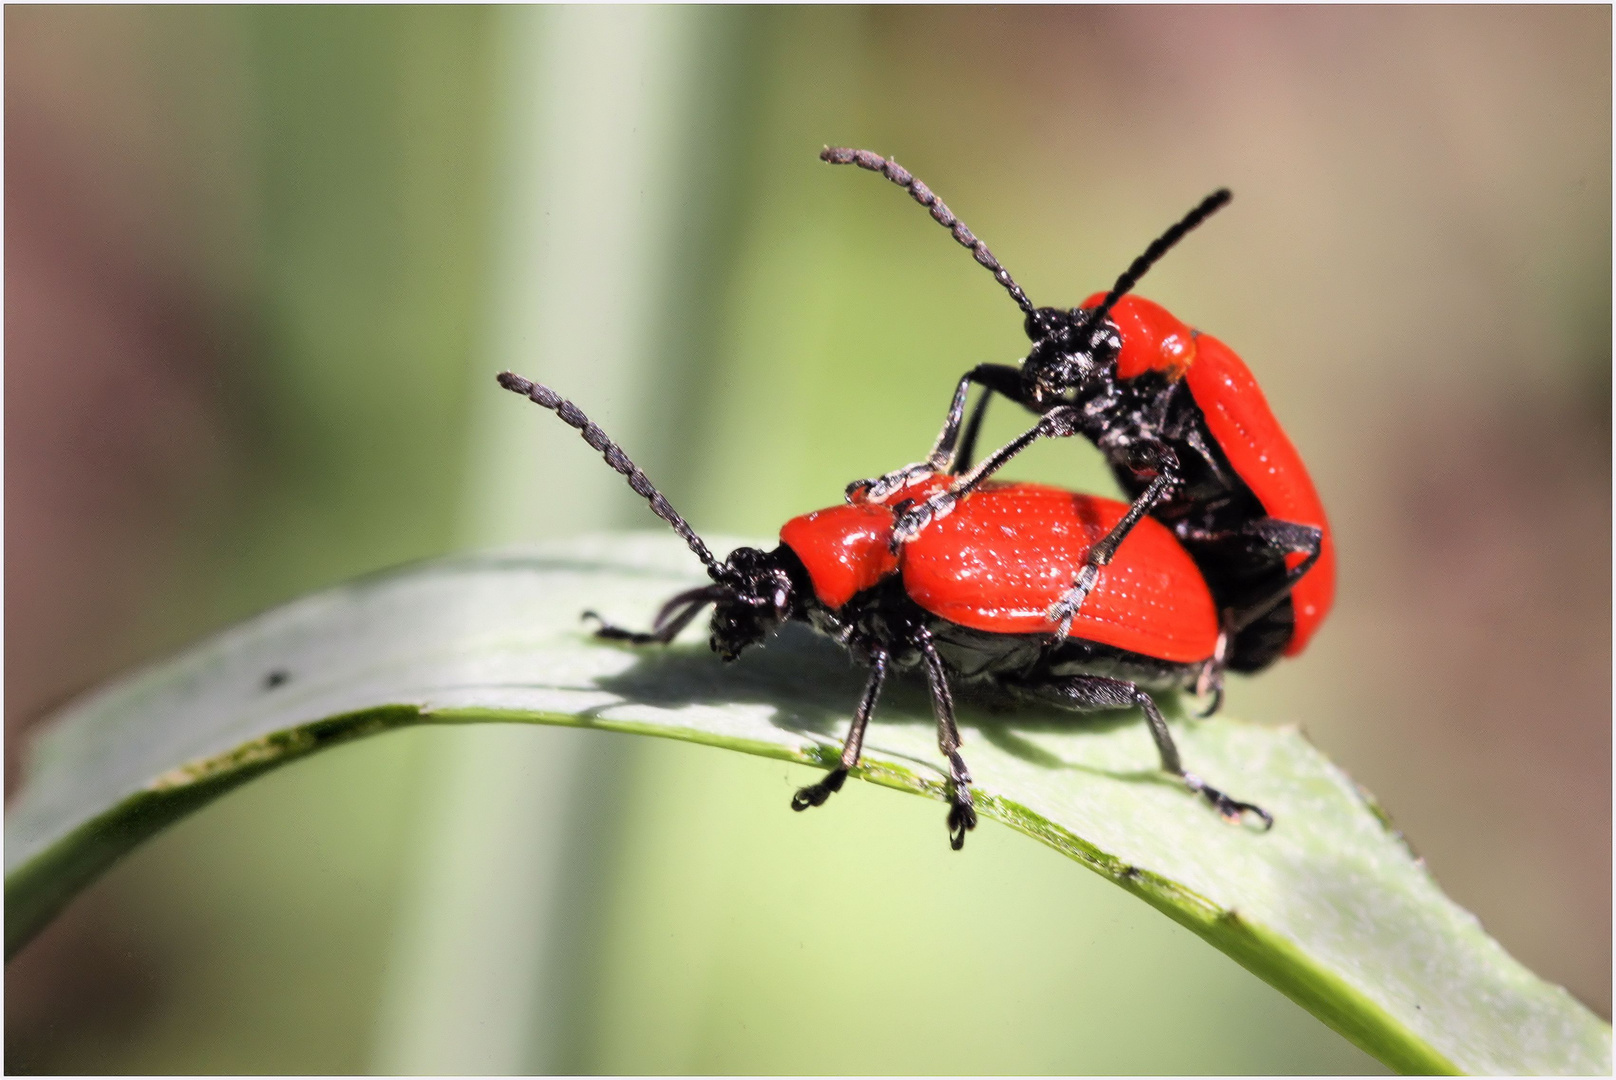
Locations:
5;6;1608;1073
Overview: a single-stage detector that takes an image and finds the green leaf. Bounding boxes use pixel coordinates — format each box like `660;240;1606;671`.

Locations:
6;537;1607;1074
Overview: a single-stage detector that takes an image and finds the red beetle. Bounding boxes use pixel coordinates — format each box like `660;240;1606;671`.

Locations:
824;148;1333;689
499;372;1270;849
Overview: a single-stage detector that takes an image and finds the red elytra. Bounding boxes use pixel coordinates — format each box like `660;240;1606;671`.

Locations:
779;480;1219;664
1080;292;1335;655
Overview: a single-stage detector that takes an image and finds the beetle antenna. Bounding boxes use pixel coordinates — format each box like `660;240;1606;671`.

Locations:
1077;188;1231;345
822;146;1036;316
496;372;724;579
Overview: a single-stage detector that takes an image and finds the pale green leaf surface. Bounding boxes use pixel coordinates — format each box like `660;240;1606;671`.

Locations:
6;538;1608;1075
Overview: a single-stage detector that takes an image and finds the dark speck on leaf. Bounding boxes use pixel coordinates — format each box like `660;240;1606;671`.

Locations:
263;669;290;690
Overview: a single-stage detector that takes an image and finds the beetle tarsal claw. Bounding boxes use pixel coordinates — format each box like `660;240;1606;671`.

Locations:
848;462;936;504
791;767;848;811
888;511;926;549
1184;773;1274;830
946;797;977;850
889;492;957;551
1049;612;1074;647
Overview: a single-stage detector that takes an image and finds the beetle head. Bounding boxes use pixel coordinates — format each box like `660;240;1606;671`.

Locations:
1020;306;1121;408
707;545;800;660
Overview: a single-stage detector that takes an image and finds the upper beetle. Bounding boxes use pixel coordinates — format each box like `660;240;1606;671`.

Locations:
822;148;1333;685
498;372;1271;849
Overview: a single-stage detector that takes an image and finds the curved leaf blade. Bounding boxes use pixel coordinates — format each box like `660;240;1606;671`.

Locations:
5;537;1608;1074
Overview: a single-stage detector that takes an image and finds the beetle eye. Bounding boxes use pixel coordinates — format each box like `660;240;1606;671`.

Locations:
1023;306;1066;342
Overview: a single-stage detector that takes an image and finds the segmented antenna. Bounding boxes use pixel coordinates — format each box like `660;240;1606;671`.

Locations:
1077;188;1231;345
496;372;723;578
822;146;1036;316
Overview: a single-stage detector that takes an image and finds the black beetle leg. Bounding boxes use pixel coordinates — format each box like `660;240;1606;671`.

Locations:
583;585;725;646
1046;445;1179;643
914;629;976;849
1006;673;1273;830
792;650;888;812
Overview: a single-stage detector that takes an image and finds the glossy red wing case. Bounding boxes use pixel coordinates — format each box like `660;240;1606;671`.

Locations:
899;483;1219;663
1183;334;1335;654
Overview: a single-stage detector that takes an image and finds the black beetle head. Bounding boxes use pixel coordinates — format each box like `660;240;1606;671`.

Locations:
1020;307;1121;407
1022;305;1067;343
708;545;799;660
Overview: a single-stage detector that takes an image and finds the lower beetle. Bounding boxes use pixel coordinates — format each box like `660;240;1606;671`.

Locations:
499;371;1271;848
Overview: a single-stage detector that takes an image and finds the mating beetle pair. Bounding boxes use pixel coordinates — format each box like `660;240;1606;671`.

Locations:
499;373;1268;849
498;149;1332;848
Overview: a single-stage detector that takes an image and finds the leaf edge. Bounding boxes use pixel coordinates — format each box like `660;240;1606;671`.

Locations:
6;701;1465;1073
